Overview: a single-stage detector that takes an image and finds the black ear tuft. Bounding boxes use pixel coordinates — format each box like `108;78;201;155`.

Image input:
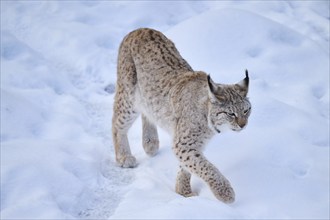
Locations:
245;69;249;87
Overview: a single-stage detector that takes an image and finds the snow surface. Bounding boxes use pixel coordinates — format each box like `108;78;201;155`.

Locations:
1;1;329;219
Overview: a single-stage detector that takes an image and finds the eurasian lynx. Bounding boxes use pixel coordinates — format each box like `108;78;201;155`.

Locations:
112;28;251;203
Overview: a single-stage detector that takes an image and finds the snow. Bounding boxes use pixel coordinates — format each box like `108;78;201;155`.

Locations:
1;1;329;219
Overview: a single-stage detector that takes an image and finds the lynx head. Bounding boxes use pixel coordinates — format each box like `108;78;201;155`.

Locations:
207;70;251;133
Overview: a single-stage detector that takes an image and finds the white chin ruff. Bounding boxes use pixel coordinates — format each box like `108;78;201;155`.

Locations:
216;124;233;133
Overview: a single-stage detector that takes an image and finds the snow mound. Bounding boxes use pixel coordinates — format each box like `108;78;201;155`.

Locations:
1;1;329;219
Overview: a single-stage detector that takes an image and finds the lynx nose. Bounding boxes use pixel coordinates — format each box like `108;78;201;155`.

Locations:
237;118;247;128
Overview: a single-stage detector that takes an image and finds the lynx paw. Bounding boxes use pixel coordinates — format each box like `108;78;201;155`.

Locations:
175;182;196;197
143;138;159;157
212;185;235;204
117;155;137;168
177;191;198;198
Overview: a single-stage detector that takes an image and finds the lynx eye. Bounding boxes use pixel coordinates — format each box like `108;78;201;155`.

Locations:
226;112;236;118
243;107;251;115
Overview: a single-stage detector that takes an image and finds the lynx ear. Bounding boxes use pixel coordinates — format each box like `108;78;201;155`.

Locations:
207;75;226;102
207;75;217;94
234;69;249;97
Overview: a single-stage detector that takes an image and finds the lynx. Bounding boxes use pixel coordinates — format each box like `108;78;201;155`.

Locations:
112;28;251;203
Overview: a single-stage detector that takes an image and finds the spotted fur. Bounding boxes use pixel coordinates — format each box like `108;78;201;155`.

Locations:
112;28;251;203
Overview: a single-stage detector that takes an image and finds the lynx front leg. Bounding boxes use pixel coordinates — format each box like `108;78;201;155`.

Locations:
174;137;235;203
142;114;159;156
196;156;235;203
175;166;196;197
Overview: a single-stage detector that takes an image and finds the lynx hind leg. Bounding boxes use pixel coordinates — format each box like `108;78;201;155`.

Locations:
112;96;139;168
142;115;159;157
175;167;197;197
112;41;139;168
